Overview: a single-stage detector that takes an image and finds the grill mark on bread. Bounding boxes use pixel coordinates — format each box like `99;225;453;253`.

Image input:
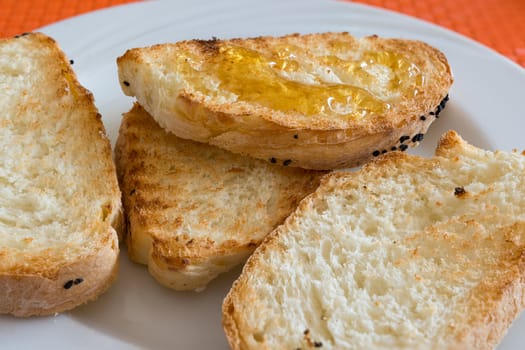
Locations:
115;104;325;291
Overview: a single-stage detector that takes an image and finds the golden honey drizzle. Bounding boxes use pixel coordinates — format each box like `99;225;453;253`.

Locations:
180;42;423;119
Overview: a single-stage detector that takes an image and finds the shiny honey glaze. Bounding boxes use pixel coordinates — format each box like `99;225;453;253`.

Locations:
179;43;423;119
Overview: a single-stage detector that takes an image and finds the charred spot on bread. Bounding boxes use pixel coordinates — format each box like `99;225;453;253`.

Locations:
123;80;130;87
195;38;220;55
399;144;408;152
14;32;30;38
283;159;292;166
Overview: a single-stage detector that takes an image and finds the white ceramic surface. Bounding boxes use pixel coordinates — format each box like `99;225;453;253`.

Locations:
1;0;524;348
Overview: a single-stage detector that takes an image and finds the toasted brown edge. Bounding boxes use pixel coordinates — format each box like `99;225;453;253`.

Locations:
115;104;324;290
117;32;453;170
0;237;119;317
222;132;525;348
0;32;122;317
220;156;407;349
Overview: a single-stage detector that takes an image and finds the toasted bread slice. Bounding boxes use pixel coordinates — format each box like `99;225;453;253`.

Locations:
115;104;323;291
222;131;525;349
117;32;452;170
0;33;122;317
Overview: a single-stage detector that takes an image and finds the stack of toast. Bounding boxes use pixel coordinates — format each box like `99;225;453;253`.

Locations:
2;29;525;350
115;31;453;292
223;130;525;349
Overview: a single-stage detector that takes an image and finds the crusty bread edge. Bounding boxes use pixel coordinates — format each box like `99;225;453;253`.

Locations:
148;242;255;291
435;130;525;349
222;131;525;349
452;258;525;350
114;108;309;291
162;93;447;170
0;235;119;317
117;32;453;170
114;105;259;291
221;170;344;349
0;33;123;317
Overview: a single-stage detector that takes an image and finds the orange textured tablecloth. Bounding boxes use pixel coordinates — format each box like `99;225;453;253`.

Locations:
0;0;524;67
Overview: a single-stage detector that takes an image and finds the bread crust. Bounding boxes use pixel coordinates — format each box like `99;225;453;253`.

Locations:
222;131;525;349
0;33;122;316
115;104;323;291
117;32;453;169
0;237;118;317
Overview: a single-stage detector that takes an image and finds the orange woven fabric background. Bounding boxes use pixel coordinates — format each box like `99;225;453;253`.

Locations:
352;0;525;66
0;0;524;67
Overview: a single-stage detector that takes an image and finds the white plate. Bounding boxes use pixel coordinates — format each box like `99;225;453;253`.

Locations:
2;0;525;348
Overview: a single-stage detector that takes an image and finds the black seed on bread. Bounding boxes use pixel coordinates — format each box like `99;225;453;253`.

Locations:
0;33;122;317
117;32;453;170
223;130;525;349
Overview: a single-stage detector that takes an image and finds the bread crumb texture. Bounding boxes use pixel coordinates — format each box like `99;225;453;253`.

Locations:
0;34;119;278
223;131;525;349
117;32;453;170
116;104;323;290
